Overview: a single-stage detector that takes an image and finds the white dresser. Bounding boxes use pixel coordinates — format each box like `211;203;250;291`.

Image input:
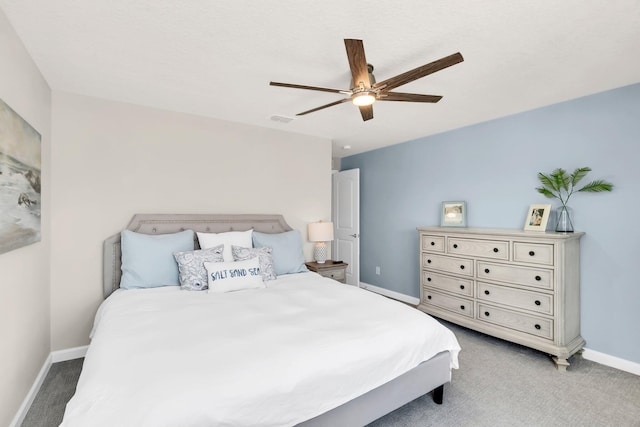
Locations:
417;227;585;370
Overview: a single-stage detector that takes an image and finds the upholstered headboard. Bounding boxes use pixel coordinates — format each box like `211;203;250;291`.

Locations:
103;214;293;298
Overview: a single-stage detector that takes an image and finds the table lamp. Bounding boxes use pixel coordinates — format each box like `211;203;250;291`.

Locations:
308;221;334;264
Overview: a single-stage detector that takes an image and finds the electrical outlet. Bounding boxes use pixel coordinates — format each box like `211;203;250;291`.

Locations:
375;266;381;275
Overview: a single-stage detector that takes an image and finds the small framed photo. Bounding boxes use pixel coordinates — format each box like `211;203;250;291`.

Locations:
441;201;467;227
524;204;551;231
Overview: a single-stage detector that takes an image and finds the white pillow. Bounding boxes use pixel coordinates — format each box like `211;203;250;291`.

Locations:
205;257;265;293
197;229;253;262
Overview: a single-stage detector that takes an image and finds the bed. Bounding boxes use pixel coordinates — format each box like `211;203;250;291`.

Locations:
61;214;460;427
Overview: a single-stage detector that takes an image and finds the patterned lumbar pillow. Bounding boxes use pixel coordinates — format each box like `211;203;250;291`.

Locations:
173;245;224;291
205;257;265;293
231;245;277;281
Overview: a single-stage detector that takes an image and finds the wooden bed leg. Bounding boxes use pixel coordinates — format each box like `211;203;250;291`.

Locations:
432;385;444;405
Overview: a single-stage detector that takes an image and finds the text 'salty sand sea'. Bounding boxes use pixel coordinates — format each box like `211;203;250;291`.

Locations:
0;98;41;255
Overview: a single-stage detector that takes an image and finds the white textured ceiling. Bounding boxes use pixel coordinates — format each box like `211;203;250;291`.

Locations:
1;1;639;157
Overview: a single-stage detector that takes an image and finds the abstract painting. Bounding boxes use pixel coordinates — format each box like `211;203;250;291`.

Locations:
0;98;41;254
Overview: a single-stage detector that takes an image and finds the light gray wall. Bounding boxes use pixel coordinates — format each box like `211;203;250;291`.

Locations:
0;9;51;426
50;91;332;351
341;83;640;364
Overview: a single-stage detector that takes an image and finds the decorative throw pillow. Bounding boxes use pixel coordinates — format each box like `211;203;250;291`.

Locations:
173;245;224;291
204;257;265;293
197;229;253;262
252;230;308;276
120;229;195;289
231;245;277;281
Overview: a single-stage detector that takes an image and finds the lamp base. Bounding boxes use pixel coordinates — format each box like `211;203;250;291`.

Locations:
314;242;327;264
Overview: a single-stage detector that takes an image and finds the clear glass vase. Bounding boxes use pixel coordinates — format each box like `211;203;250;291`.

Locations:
555;205;574;233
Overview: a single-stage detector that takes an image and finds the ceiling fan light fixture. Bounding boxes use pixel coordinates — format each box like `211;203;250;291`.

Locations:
352;92;376;107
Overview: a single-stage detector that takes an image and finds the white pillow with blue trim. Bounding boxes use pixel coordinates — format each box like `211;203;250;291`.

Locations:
205;257;265;293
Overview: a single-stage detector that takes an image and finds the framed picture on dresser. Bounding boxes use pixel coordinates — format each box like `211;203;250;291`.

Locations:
441;201;467;227
524;204;551;231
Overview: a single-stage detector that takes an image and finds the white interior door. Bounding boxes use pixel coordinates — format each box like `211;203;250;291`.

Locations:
332;169;360;286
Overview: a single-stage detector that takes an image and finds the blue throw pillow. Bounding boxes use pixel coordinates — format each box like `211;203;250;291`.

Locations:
120;229;195;289
252;230;308;276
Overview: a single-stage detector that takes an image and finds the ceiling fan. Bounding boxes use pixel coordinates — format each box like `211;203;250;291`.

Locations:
270;39;464;122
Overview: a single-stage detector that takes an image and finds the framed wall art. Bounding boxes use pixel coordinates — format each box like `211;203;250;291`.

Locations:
524;204;551;231
0;98;42;255
441;201;467;227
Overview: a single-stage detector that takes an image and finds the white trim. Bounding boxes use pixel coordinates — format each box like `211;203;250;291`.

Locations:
9;355;52;427
582;348;640;376
10;346;88;427
51;345;89;363
360;282;420;305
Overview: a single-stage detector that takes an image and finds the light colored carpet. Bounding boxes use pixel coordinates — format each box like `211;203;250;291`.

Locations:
22;321;640;427
369;321;640;427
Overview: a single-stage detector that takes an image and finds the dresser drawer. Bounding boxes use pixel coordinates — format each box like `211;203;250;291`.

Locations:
513;242;554;266
423;290;473;318
477;261;553;290
477;282;553;315
422;271;473;297
422;253;473;277
448;237;509;260
320;268;345;282
421;234;445;253
478;304;553;339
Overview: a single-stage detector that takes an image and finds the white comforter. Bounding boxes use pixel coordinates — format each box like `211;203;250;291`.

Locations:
61;272;460;427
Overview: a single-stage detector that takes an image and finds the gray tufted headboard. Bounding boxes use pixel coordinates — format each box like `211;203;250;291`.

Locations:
103;214;293;298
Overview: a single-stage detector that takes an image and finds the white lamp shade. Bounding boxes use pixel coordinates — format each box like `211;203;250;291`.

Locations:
308;221;334;242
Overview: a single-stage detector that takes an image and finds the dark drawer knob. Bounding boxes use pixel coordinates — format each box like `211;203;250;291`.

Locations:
535;275;541;281
427;277;432;282
484;268;490;274
484;311;490;317
460;265;465;270
484;290;490;295
427;259;432;264
430;241;435;246
535;324;541;330
493;248;499;253
529;251;535;256
427;295;432;300
535;300;541;306
453;244;458;249
460;305;465;310
460;284;465;290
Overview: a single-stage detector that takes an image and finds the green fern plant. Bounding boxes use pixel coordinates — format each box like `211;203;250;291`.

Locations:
536;167;614;207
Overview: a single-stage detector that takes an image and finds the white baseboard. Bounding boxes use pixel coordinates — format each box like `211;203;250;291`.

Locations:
51;345;89;363
582;348;640;376
9;355;51;427
360;282;420;305
10;345;88;427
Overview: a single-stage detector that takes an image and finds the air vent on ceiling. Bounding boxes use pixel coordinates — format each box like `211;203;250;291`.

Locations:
270;115;294;123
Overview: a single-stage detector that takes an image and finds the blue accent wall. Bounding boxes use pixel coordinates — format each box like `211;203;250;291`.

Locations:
341;83;640;364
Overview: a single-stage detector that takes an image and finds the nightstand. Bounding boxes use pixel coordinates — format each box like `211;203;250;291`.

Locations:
305;260;348;284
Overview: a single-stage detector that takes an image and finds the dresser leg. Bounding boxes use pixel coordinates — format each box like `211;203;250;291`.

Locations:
432;385;444;404
552;356;570;371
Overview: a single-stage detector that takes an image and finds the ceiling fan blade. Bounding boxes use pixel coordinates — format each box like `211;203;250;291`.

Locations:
380;92;443;103
344;39;370;89
297;98;351;116
374;52;464;92
270;81;346;94
359;105;373;121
